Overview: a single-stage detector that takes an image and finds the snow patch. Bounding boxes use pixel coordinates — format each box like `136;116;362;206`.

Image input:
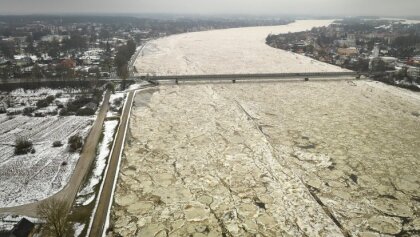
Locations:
126;81;150;91
73;222;85;237
78;120;118;197
107;92;126;118
9;88;78;97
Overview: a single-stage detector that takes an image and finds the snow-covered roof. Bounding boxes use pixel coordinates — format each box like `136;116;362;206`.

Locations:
29;55;38;62
14;55;26;60
381;56;397;62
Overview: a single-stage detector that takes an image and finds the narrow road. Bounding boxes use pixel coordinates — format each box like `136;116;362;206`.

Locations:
0;90;111;217
87;90;136;237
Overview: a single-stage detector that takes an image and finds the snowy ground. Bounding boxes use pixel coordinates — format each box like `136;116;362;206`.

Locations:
113;80;420;236
9;88;78;97
0;87;105;208
134;20;349;76
4;88;82;116
73;222;85;237
76;120;118;206
0;115;93;207
72;118;119;237
106;92;126;118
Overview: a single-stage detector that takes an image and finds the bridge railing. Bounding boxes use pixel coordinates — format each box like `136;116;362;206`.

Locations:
134;71;358;81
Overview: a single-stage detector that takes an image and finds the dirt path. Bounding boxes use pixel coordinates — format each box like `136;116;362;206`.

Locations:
0;90;111;217
87;90;136;237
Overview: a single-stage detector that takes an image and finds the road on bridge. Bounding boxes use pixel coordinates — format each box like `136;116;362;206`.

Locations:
134;71;360;83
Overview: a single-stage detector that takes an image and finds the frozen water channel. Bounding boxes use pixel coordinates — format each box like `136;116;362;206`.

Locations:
112;81;420;236
134;20;348;76
111;20;420;236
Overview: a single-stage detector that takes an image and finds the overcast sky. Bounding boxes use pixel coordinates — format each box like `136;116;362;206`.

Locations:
1;0;420;17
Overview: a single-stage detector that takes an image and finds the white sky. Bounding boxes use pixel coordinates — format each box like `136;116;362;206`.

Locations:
1;0;419;16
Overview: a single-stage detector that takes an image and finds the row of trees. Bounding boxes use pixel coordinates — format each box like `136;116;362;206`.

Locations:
0;33;89;60
115;40;136;89
391;33;420;58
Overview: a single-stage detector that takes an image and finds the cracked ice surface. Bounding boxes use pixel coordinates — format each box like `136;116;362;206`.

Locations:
112;86;343;236
112;81;420;236
134;20;349;76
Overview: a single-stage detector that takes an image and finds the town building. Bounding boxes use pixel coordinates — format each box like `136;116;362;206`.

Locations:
9;218;35;237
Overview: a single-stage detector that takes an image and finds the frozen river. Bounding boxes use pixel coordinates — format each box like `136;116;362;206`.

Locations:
111;20;420;237
134;20;348;76
113;81;420;236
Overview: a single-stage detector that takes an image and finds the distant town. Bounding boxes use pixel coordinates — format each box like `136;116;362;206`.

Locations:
0;15;291;82
267;18;420;90
2;16;419;90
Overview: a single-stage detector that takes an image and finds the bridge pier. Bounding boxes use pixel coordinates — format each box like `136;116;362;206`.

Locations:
304;78;309;81
175;79;178;84
232;80;236;83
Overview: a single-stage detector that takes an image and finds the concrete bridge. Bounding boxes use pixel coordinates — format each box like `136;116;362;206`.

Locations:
0;71;361;89
134;71;360;83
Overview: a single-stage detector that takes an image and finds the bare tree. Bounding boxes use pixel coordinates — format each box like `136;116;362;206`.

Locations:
117;63;129;90
37;198;70;237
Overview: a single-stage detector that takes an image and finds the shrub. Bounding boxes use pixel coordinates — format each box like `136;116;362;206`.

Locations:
113;97;123;107
34;112;45;117
57;103;64;109
48;110;58;116
93;88;103;98
68;134;83;152
59;108;68;116
105;82;115;93
66;97;94;113
36;95;55;109
92;89;103;105
46;95;55;104
52;141;63;147
77;107;95;116
23;107;35;116
7;110;22;116
55;92;62;98
15;137;33;155
36;99;49;108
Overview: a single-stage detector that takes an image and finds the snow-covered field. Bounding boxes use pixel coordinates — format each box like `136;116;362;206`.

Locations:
0;87;105;208
2;87;83;116
135;20;348;76
0;115;93;207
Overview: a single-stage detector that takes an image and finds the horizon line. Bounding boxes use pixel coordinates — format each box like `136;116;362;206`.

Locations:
0;12;419;19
